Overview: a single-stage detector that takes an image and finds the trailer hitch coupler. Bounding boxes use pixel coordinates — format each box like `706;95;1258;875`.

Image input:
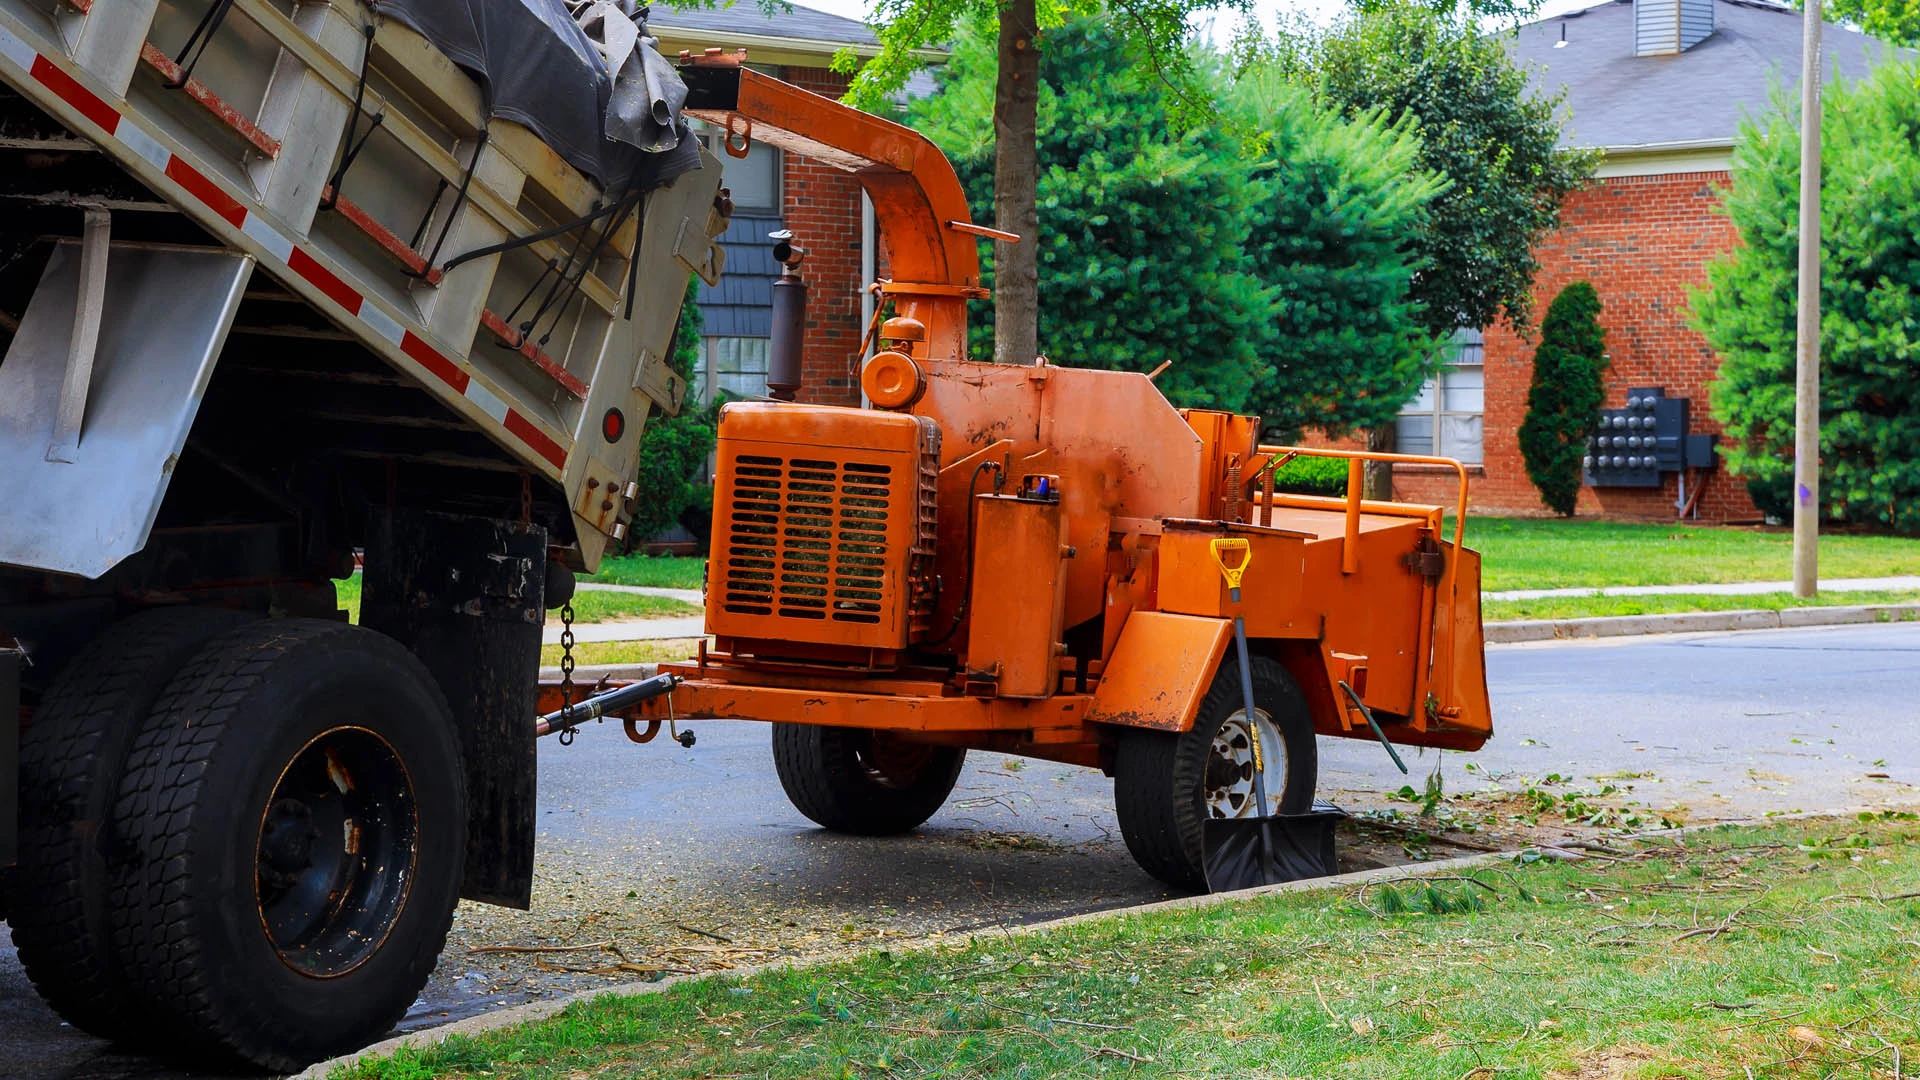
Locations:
537;672;682;739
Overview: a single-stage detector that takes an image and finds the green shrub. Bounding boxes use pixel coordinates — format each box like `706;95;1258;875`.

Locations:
1517;282;1609;516
1271;455;1349;496
1691;62;1920;533
626;278;717;547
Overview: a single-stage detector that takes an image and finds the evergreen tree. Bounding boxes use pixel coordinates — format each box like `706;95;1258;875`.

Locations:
1517;282;1608;516
1233;69;1445;439
910;20;1442;437
1691;61;1920;532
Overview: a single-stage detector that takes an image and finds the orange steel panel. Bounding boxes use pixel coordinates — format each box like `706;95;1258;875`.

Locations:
1157;523;1312;630
965;492;1070;698
706;404;937;651
1431;546;1492;735
1083;612;1233;731
913;359;1202;641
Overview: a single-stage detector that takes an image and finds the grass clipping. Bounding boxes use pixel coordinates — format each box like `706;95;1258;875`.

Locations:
335;814;1920;1080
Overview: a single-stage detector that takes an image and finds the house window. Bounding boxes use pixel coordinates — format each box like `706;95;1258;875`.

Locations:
1396;328;1484;465
697;336;772;400
688;110;780;211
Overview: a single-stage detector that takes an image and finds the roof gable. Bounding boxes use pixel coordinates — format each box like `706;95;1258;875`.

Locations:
1514;0;1900;151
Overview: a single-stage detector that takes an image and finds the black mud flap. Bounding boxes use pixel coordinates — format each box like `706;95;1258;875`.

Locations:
362;510;545;910
1202;801;1346;893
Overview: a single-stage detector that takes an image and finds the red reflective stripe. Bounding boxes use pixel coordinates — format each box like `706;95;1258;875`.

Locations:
164;157;246;228
286;247;361;314
30;55;120;135
400;332;469;394
505;410;567;469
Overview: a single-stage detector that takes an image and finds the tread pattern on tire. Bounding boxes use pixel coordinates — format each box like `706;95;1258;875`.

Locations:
1113;655;1318;892
772;725;965;836
108;618;463;1071
8;606;251;1039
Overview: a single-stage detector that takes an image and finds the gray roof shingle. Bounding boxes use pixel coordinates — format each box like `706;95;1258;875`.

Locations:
1514;0;1901;150
649;1;879;47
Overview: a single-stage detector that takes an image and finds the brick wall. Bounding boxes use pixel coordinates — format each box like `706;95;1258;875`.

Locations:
1393;170;1761;523
779;66;867;407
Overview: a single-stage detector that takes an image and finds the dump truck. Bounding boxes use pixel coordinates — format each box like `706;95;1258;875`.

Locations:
0;2;1491;1073
0;1;729;1070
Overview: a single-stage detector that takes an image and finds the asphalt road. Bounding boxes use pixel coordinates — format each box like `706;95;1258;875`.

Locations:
6;622;1918;1079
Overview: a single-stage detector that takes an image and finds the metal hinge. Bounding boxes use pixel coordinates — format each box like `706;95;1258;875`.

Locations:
1403;541;1446;580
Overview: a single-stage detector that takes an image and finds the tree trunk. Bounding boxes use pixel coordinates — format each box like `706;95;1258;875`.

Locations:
992;0;1040;366
1363;425;1396;502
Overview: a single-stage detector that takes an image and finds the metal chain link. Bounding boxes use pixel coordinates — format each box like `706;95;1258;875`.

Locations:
557;600;577;746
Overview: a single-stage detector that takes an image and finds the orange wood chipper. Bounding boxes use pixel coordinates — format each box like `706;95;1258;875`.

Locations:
540;56;1493;892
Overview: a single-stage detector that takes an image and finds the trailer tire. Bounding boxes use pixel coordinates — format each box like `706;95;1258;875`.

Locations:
772;725;965;836
107;619;466;1072
1113;655;1317;892
8;606;253;1041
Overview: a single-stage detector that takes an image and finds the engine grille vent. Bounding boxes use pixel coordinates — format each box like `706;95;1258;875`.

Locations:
722;456;896;624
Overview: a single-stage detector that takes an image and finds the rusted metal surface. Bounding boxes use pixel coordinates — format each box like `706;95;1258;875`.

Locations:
1082;612;1232;731
137;42;282;160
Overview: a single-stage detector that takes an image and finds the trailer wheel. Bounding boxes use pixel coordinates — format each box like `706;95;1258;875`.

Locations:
772;725;965;836
1113;655;1317;892
9;606;252;1040
108;619;466;1072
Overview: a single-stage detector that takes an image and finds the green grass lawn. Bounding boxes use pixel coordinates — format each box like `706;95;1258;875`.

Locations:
335;814;1920;1080
537;638;702;667
330;576;698;625
1464;517;1920;591
584;554;706;590
1483;588;1920;622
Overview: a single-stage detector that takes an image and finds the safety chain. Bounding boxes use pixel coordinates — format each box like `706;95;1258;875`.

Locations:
557;601;577;746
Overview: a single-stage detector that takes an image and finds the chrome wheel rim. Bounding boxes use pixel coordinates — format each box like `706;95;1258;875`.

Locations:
1203;708;1286;819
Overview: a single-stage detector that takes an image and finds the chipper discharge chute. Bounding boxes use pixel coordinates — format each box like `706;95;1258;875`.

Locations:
538;55;1496;896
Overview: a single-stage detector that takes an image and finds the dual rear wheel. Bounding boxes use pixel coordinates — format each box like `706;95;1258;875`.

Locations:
9;612;466;1072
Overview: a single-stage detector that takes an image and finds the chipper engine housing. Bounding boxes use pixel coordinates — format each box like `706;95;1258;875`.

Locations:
709;404;941;658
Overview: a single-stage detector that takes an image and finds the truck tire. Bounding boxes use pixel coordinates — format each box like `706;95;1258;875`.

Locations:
9;606;252;1040
772;724;965;836
107;619;467;1072
1113;655;1317;892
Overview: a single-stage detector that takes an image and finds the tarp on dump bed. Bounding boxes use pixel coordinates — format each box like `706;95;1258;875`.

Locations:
371;0;701;192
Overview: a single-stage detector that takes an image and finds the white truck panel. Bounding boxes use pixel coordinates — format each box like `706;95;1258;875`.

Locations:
0;0;727;575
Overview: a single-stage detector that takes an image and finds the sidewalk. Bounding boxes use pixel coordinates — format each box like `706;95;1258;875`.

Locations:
1485;574;1920;601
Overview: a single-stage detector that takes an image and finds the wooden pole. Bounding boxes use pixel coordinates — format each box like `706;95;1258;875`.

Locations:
1792;0;1822;598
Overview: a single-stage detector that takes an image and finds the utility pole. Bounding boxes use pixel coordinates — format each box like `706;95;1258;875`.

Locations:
1792;0;1822;598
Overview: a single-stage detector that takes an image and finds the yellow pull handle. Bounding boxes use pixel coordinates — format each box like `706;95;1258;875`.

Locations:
1209;537;1252;592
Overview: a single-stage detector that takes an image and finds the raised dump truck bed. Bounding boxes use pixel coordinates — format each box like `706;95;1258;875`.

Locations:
0;0;726;577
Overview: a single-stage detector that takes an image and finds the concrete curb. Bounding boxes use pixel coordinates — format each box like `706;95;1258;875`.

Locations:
1484;602;1920;644
307;800;1918;1079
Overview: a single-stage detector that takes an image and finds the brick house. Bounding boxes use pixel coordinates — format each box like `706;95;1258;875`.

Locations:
650;4;939;408
1392;0;1892;521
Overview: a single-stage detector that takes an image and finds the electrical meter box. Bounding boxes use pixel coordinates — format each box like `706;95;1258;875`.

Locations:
1584;387;1712;488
